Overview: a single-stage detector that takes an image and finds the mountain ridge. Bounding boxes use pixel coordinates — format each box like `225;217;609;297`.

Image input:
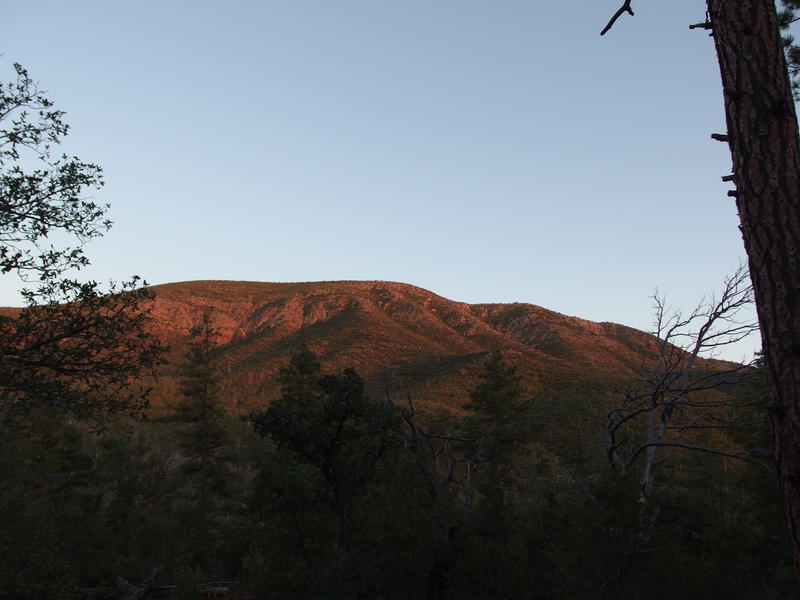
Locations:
142;279;676;410
0;279;725;411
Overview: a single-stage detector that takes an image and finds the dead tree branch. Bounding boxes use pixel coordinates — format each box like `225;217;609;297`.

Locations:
624;441;772;472
601;1;634;36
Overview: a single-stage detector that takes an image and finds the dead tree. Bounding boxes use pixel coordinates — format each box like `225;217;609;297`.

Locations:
400;392;491;600
604;265;766;507
600;267;767;594
401;391;484;506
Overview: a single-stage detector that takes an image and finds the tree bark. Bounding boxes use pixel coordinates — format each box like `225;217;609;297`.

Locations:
705;0;800;578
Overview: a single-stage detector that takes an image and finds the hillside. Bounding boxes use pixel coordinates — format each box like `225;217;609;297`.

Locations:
144;280;670;411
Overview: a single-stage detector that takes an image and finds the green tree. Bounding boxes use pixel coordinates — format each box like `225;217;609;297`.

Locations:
464;352;535;493
174;315;233;501
455;353;539;599
778;0;800;97
0;62;163;421
253;351;401;504
249;350;406;599
0;405;88;599
170;315;244;579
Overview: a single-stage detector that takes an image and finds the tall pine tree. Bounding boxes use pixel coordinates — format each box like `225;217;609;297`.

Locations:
175;315;233;502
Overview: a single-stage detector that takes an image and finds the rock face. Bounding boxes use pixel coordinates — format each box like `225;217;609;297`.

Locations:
144;280;670;411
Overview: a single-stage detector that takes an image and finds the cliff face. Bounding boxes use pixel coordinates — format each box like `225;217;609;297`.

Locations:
143;280;666;410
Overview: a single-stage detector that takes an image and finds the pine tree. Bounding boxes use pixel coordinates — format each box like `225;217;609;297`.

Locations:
465;352;535;492
175;315;231;502
602;0;800;579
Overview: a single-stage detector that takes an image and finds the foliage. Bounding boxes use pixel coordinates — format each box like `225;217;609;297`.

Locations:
0;348;792;598
0;280;163;420
164;315;246;579
0;62;164;421
174;315;236;498
253;349;401;487
0;405;85;599
464;351;536;490
249;350;409;598
0;63;105;280
779;0;800;97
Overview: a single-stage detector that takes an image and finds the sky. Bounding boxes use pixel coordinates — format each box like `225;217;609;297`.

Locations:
2;1;762;360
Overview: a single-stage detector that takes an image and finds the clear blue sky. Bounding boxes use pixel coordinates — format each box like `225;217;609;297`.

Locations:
2;1;760;360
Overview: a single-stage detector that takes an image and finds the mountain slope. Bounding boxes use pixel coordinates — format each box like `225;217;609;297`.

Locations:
144;280;668;410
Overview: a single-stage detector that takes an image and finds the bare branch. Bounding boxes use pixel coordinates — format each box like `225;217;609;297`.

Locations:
624;442;773;472
604;265;764;505
601;0;634;36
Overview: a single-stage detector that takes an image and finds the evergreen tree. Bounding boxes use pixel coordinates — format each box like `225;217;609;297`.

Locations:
779;0;800;97
465;352;536;493
175;314;232;502
171;315;241;579
249;349;407;599
455;353;540;598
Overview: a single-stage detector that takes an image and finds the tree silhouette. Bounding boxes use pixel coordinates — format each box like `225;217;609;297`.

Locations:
0;63;163;421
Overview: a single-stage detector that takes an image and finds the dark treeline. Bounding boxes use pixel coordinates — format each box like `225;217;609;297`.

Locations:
0;335;793;599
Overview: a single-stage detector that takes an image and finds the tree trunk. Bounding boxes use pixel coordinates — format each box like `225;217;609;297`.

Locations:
705;0;800;578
